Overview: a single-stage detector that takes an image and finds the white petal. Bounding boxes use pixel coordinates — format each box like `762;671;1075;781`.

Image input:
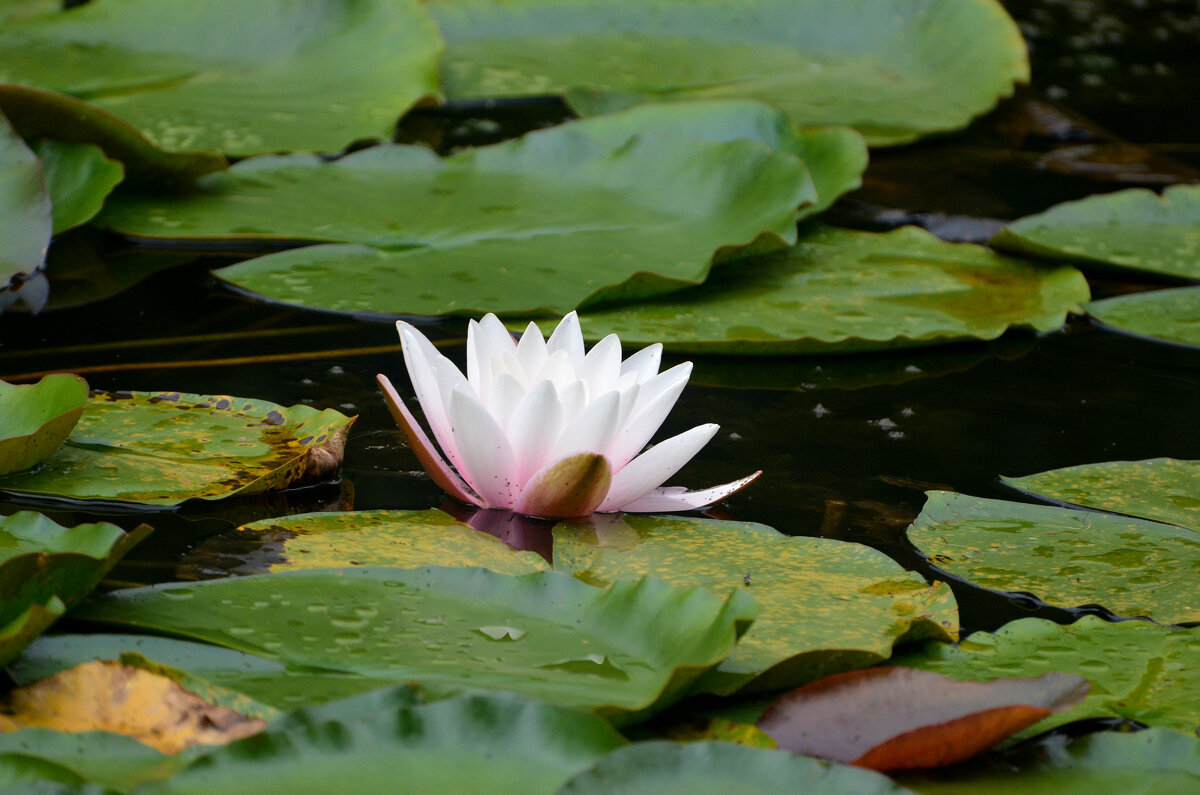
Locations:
613;383;640;437
515;321;548;380
606;364;692;469
449;385;520;509
628;361;692;417
399;328;461;470
620;343;663;383
432;355;471;472
616;471;762;513
579;334;622;397
507;379;564;484
550;389;622;461
534;349;577;392
598;423;719;511
546;311;584;368
487;372;526;431
480;313;517;357
466;318;487;396
557;379;588;423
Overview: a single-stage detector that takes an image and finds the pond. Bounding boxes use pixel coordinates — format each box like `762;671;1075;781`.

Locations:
0;0;1198;791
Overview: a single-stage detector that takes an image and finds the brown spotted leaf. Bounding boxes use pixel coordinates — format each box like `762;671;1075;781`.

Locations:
0;661;266;754
756;667;1089;771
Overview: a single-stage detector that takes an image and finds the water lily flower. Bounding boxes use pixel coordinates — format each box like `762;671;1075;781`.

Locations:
376;312;759;519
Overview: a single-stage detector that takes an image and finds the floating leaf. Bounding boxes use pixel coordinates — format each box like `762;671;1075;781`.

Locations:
993;185;1200;281
32;139;123;234
0;599;65;675
0;391;354;506
433;0;1028;146
0;109;50;311
0;0;442;156
553;514;957;692
0;728;186;792
1002;458;1200;531
99;105;813;317
558;741;916;794
891;616;1200;737
907;491;1200;624
1086;286;1200;349
0;84;226;185
552;225;1089;353
899;728;1200;794
73;567;757;722
757;668;1088;771
0;374;87;476
0;661;266;755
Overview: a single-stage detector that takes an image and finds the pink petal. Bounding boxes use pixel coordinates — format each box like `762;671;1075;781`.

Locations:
398;326;464;472
515;453;613;519
449;385;520;509
375;374;483;508
617;471;762;513
598;423;719;511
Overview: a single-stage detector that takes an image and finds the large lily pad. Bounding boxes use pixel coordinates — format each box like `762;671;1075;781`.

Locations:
72;567;758;722
0;374;87;476
0;109;50;309
900;729;1200;794
432;0;1028;146
0;391;354;506
558;740;915;794
907;491;1200;623
552;225;1089;353
553;514;957;693
1086;286;1200;348
0;729;186;792
33;139;123;234
891;616;1200;737
100;105;813;317
992;185;1200;281
151;692;625;795
1002;458;1200;531
0;0;442;156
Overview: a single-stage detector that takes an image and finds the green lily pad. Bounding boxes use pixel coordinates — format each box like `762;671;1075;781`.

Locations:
150;692;625;795
891;616;1200;737
433;0;1028;146
0;598;65;674
32;139;123;234
907;491;1200;624
1086;286;1200;348
0;374;87;476
554;225;1089;354
0;729;188;792
553;514;958;693
1002;458;1200;530
992;185;1200;281
558;741;915;794
0;391;354;506
100;104;813;317
0;0;442;156
72;567;758;722
1;109;50;310
900;729;1200;794
0;84;227;185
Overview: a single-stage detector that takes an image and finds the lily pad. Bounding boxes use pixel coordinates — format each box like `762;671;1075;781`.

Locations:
899;729;1200;794
0;84;227;185
0;0;442;156
554;225;1089;353
72;567;758;722
0;391;354;506
992;185;1200;281
0;729;186;792
892;617;1200;737
100;105;813;317
553;514;958;693
0;109;51;309
0;374;87;476
32;139;123;234
907;491;1200;624
1086;286;1200;348
432;0;1029;146
0;598;65;674
1002;458;1200;530
558;741;916;794
151;692;625;795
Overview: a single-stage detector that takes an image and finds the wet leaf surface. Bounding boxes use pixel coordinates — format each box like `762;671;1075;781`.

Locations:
0;391;354;506
891;616;1200;737
552;225;1089;354
0;0;442;156
907;491;1200;623
72;567;758;722
1086;286;1200;348
1002;458;1200;530
433;0;1028;146
0;727;187;792
33;140;123;235
0;373;87;476
756;667;1088;770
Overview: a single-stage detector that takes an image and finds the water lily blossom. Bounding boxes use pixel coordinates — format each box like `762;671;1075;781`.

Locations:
377;312;759;519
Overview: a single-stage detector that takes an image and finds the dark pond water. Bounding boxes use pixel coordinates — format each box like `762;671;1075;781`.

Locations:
2;0;1198;643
